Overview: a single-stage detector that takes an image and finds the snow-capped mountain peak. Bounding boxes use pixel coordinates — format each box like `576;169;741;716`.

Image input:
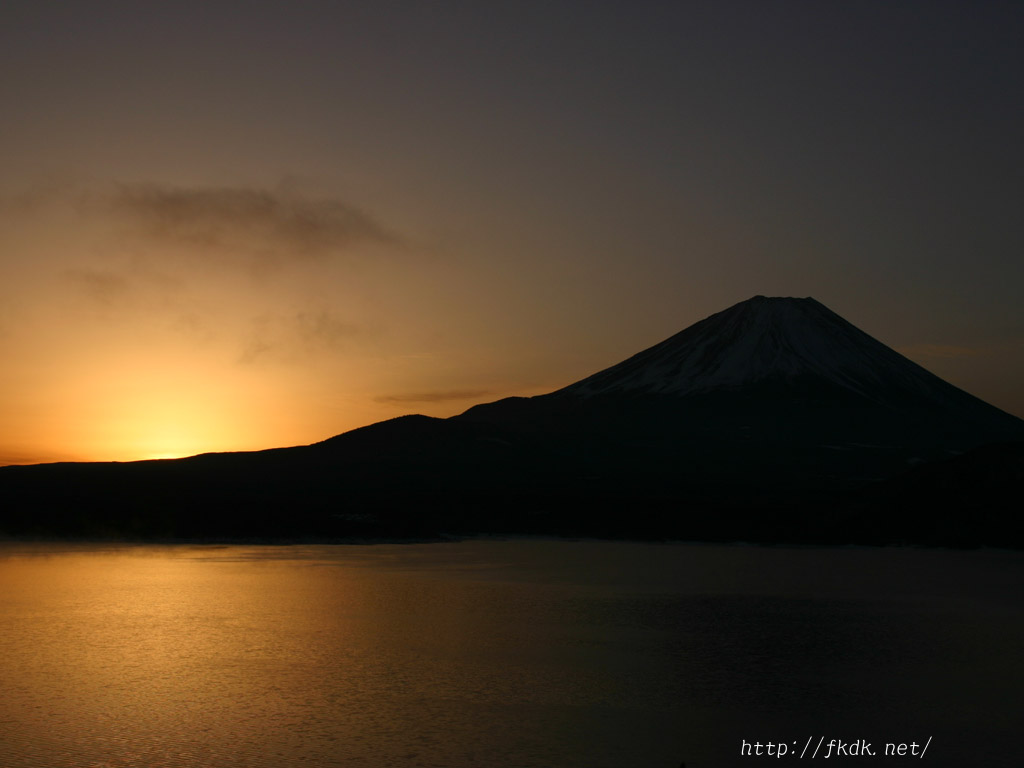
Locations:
558;296;977;408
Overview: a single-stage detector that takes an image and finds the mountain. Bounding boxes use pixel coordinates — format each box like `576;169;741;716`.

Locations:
2;296;1022;545
459;297;1021;490
469;295;1014;423
561;296;1000;408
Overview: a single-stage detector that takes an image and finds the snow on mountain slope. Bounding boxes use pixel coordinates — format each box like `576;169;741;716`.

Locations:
558;296;995;412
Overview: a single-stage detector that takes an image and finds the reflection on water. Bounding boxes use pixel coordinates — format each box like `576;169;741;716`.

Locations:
0;541;1021;767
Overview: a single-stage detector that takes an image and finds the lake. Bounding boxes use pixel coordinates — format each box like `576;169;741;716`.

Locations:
0;540;1020;767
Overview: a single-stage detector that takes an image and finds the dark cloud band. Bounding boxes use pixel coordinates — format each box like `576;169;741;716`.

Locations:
99;183;397;259
375;390;492;404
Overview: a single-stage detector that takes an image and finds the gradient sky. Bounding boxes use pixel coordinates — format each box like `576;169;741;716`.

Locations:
1;1;1021;464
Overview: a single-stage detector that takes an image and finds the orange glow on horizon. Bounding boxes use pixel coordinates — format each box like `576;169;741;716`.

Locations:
0;347;321;465
0;195;527;466
0;339;521;466
54;364;279;463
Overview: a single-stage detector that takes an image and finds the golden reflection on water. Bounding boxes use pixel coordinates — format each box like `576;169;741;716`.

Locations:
1;542;1022;767
0;547;385;767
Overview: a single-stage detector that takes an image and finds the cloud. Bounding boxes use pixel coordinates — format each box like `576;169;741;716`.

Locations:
295;310;363;346
64;269;132;305
897;343;983;359
239;310;370;364
0;184;64;216
94;183;398;263
0;181;399;269
61;263;191;316
3;181;402;365
374;389;493;404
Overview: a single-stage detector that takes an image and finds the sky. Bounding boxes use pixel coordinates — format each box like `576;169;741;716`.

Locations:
1;1;1021;464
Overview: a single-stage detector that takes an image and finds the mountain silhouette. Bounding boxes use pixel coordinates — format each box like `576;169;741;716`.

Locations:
562;296;1003;408
2;296;1022;544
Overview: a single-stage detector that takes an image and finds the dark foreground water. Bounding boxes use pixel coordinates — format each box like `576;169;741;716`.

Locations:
0;540;1020;767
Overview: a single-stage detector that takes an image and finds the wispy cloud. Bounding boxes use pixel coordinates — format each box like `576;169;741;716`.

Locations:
374;389;492;404
1;181;400;268
295;310;363;346
92;183;398;263
239;310;370;364
64;269;132;305
3;181;402;367
0;184;64;216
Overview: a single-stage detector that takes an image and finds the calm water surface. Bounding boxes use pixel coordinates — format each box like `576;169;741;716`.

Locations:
0;540;1021;767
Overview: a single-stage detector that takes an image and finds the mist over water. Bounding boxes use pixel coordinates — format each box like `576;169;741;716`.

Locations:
0;541;1020;767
